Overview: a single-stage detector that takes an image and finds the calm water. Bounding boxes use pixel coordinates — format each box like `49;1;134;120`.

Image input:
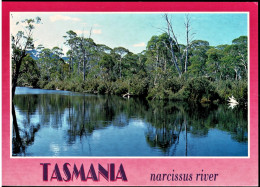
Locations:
12;87;248;157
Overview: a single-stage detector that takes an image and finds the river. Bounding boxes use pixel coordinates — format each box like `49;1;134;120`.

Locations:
12;87;248;157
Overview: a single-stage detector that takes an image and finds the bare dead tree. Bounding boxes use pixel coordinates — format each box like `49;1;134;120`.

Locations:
164;14;182;77
163;14;195;77
184;14;195;73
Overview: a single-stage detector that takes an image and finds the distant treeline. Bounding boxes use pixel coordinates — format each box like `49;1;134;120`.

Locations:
12;17;247;106
16;33;248;106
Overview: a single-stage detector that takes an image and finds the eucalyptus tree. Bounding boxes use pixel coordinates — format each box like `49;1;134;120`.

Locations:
51;46;65;80
136;51;147;77
11;17;41;99
64;29;97;81
11;17;41;153
122;52;139;77
146;35;160;85
231;36;248;79
205;47;223;80
113;47;129;79
219;47;237;80
146;33;173;85
89;44;112;79
63;30;78;73
217;36;247;81
99;54;116;81
96;44;112;59
79;37;97;81
188;40;210;76
37;48;53;81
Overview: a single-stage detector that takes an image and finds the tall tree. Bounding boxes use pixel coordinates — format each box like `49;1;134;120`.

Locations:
63;30;78;73
113;47;129;79
188;40;210;76
78;29;96;81
232;36;248;79
11;17;41;99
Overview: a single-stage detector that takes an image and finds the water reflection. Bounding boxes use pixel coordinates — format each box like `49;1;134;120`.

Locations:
12;101;41;155
13;87;248;156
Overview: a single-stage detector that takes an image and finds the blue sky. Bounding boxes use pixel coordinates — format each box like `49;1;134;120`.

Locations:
11;12;248;55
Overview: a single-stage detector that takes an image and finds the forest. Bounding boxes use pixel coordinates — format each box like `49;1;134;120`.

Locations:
12;15;248;106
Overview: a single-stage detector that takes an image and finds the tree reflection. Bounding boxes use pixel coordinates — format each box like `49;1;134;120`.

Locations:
12;101;41;156
13;89;248;156
144;100;247;156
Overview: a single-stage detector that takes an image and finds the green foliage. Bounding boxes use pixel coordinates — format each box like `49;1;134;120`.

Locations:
97;83;107;94
44;81;56;90
112;80;129;95
214;80;247;105
12;15;247;109
17;55;40;87
184;77;217;102
162;77;183;93
11;17;42;98
99;54;116;81
129;76;149;96
17;24;247;106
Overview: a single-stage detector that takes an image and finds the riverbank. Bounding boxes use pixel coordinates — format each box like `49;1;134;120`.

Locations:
19;76;247;107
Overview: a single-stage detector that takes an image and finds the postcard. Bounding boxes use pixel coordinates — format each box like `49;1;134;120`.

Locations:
1;1;258;186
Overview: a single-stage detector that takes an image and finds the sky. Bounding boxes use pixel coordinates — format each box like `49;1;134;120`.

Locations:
10;12;248;55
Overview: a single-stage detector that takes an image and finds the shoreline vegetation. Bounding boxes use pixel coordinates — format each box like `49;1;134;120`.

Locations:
12;15;248;108
19;76;247;107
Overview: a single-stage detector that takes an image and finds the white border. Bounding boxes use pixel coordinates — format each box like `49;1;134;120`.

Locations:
9;12;250;159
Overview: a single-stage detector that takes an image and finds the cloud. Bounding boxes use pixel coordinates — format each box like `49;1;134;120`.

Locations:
133;42;146;47
93;29;102;34
49;15;81;22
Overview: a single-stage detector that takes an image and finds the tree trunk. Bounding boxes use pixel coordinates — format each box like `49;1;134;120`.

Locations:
164;55;167;72
169;43;182;77
164;14;182;78
12;54;26;100
119;58;122;79
184;15;190;73
83;52;86;81
185;118;188;156
12;101;23;154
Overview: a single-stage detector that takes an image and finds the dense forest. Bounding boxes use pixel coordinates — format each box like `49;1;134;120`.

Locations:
12;15;248;106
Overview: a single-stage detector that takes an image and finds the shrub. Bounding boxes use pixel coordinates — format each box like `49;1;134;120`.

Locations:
37;80;48;89
170;86;190;101
162;77;183;93
232;80;248;105
113;80;129;95
85;79;100;92
55;81;65;90
213;80;248;105
146;86;170;100
64;81;77;92
44;82;56;90
97;83;106;94
129;76;149;96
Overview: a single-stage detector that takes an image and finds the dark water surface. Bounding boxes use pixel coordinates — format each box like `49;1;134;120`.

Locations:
12;87;248;157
